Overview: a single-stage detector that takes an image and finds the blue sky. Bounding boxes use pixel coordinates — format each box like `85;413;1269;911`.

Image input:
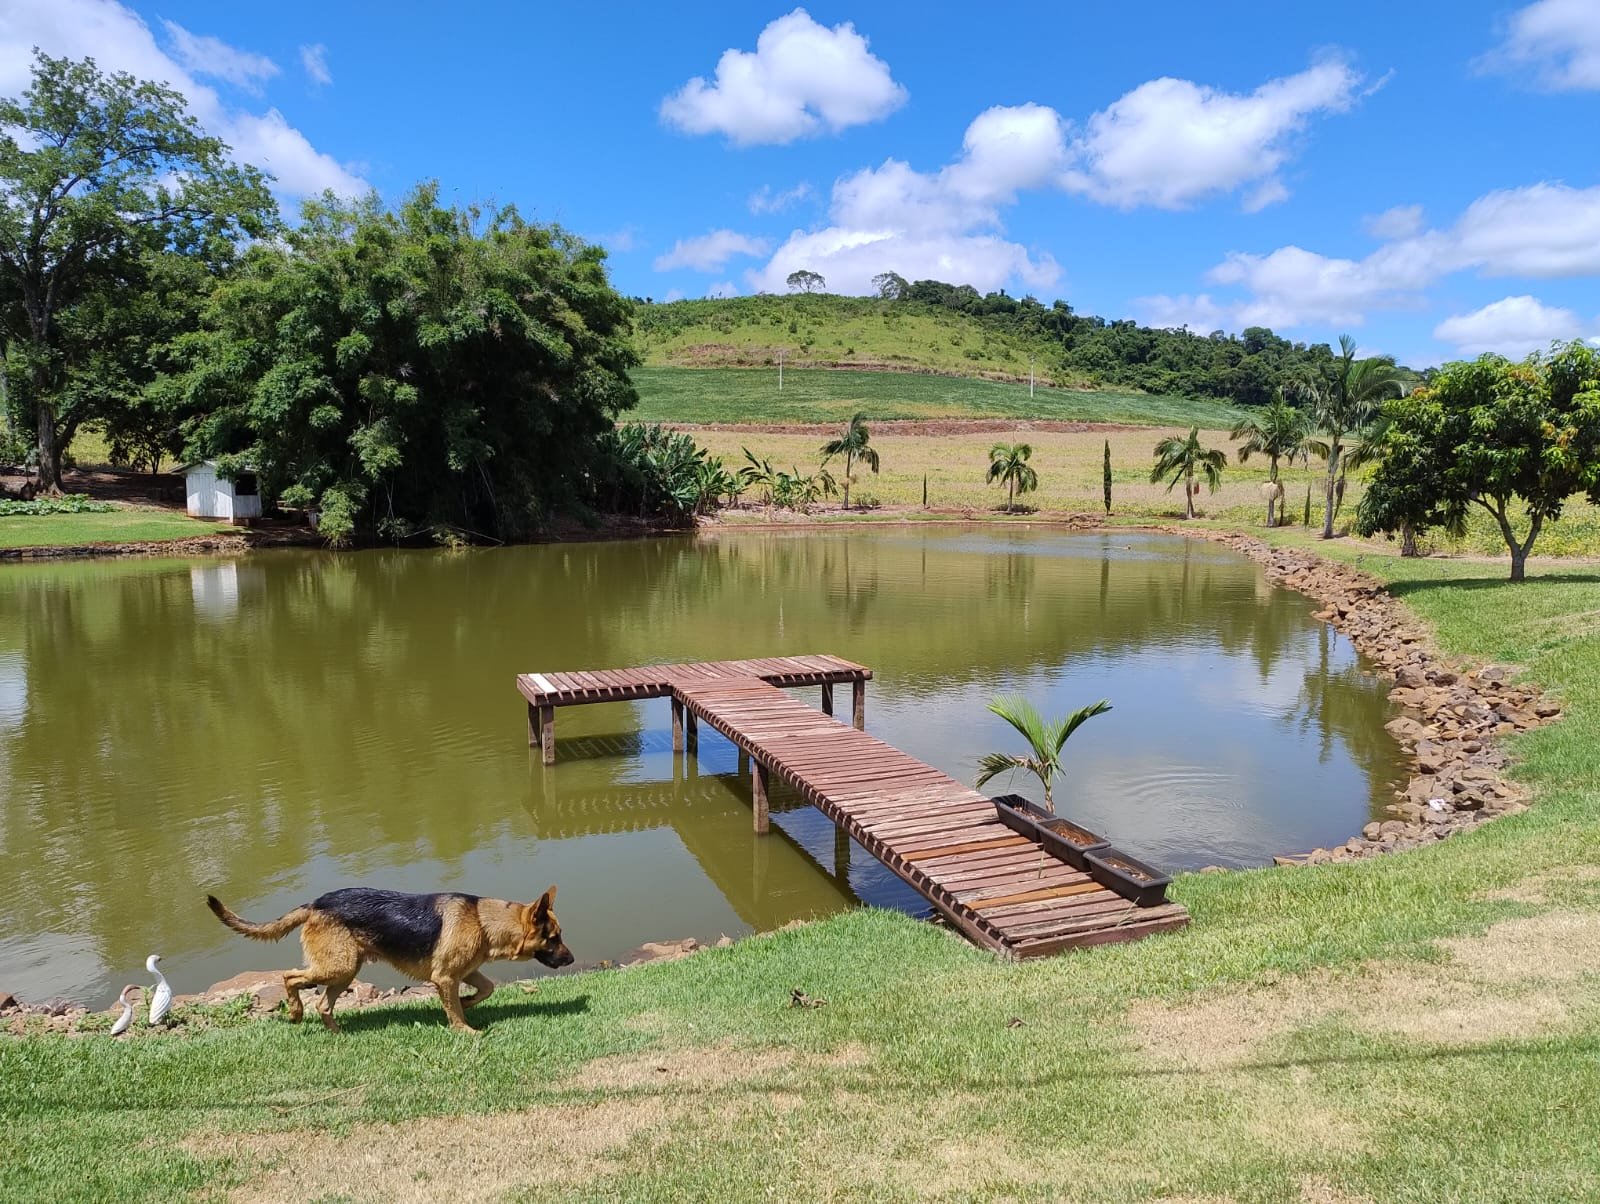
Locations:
3;1;1597;366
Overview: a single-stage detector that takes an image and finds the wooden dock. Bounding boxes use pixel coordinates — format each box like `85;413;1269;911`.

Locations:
516;655;1187;959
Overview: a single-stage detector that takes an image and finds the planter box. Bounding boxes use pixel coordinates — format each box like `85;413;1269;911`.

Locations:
991;795;1110;871
1084;849;1172;907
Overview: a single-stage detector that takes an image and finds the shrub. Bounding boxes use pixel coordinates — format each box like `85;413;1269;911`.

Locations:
0;494;117;516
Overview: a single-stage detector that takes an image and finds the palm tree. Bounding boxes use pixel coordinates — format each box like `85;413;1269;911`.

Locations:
820;412;879;510
1149;426;1227;519
1231;393;1313;527
1299;336;1403;540
986;442;1039;512
975;696;1112;813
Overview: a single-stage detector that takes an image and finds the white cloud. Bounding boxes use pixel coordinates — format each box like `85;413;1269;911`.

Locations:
746;103;1063;297
161;21;277;94
706;281;738;299
663;288;685;303
653;229;770;272
1133;293;1232;332
299;43;331;87
0;0;364;198
1060;58;1364;211
660;8;906;146
1170;182;1600;330
1482;0;1600;90
1433;295;1591;357
1364;203;1424;240
748;181;813;214
593;225;641;253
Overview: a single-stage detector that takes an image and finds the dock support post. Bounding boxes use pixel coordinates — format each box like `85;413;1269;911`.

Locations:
540;707;555;765
671;699;684;752
527;702;540;748
738;748;749;775
685;710;698;753
821;683;834;716
752;761;770;834
834;824;850;881
852;680;866;730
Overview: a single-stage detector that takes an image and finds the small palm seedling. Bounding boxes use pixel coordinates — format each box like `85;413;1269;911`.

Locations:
975;696;1112;814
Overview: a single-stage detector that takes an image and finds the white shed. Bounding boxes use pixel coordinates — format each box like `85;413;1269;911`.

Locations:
181;461;262;522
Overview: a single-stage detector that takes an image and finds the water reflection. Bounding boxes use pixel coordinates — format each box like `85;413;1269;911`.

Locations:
0;530;1403;1001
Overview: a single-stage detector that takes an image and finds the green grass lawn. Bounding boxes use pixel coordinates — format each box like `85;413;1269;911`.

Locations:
0;508;234;550
5;533;1600;1201
629;365;1244;428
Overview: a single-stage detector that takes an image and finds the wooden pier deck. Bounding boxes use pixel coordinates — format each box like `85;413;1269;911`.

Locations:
516;655;1187;959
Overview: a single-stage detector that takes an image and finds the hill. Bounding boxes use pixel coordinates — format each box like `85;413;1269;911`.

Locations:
631;286;1365;414
628;366;1242;428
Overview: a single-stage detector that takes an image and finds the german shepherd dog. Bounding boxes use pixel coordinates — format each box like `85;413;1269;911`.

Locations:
206;886;573;1033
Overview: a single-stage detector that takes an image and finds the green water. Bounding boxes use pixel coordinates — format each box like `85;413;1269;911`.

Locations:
0;529;1404;1005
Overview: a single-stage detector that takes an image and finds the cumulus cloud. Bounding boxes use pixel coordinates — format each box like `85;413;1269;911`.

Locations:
1364;203;1424;240
1434;295;1591;357
1061;58;1365;210
1481;0;1600;90
161;21;278;93
0;0;364;198
706;281;739;299
1148;182;1600;330
1132;293;1233;333
660;8;906;146
299;43;331;87
653;229;770;272
748;181;813;214
745;103;1063;296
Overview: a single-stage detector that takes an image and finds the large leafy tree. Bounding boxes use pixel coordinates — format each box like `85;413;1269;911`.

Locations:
1298;335;1403;539
0;52;275;491
181;186;638;544
1355;343;1600;581
1150;426;1227;519
820;411;879;510
986;441;1038;512
1231;392;1312;527
976;696;1112;813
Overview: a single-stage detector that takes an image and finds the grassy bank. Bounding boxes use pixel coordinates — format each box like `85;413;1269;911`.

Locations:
5;532;1600;1201
0;508;232;550
630;366;1242;428
702;424;1600;559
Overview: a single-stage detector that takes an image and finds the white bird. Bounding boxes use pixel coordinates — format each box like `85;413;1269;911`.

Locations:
109;984;139;1037
146;954;172;1025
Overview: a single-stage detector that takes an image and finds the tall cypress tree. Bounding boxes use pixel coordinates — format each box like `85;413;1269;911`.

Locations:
1102;440;1112;514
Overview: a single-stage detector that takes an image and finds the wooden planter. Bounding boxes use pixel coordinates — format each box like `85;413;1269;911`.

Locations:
1084;849;1172;907
991;795;1110;871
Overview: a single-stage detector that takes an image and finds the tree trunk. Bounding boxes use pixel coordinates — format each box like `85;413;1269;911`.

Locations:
35;398;62;494
842;450;852;510
1321;444;1340;539
1007;478;1015;513
1399;521;1419;557
1266;461;1278;527
1509;545;1526;582
1184;468;1195;519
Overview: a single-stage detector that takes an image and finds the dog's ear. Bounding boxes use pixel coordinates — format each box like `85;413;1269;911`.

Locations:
533;886;556;919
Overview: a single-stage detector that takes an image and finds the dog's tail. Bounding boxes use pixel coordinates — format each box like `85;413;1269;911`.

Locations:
206;895;313;942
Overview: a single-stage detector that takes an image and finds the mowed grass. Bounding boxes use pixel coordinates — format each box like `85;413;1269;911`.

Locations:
7;541;1600;1202
701;424;1600;561
630;366;1244;428
0;508;232;549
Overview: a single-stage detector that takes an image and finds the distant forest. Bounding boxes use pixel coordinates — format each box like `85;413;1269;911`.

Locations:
634;279;1421;408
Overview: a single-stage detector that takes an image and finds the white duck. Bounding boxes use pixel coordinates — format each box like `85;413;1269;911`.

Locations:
109;984;139;1037
146;954;172;1025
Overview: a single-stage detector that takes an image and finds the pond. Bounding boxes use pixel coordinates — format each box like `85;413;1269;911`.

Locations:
0;528;1405;1004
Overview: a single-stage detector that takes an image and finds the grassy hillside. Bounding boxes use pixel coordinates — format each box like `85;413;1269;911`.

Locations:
629;367;1243;428
633;294;1066;382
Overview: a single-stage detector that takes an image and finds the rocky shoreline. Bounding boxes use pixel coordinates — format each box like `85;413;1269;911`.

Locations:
1196;532;1560;865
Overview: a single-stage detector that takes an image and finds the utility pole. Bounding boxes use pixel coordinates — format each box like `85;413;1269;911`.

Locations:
1029;357;1035;399
779;349;785;392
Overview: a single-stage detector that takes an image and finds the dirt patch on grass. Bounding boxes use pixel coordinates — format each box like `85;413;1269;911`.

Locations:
566;1039;869;1092
1299;1175;1375;1203
1477;866;1600;905
187;1099;676;1203
1131;910;1600;1067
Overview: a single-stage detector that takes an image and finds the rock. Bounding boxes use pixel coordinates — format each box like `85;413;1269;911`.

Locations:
1362;822;1382;840
1430;670;1458;686
1395;665;1427;688
1379;820;1409;836
203;971;287;1010
0;992;16;1012
1385;717;1431;744
1420;808;1451;825
1413;741;1445;774
1534;702;1562;718
1197;864;1228;873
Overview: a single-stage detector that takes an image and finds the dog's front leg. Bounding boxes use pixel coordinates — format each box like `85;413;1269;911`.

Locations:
462;970;496;1009
432;975;478;1034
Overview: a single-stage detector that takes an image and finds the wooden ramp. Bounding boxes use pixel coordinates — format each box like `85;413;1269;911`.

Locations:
515;655;1187;960
674;678;1188;959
